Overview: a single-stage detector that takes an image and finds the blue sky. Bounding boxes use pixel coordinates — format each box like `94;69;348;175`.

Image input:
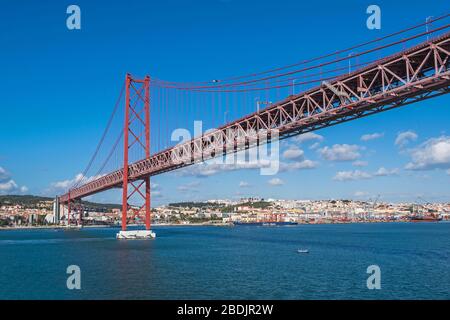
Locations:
0;0;449;204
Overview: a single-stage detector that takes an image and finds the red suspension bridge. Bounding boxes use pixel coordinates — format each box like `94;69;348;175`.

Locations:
57;16;450;236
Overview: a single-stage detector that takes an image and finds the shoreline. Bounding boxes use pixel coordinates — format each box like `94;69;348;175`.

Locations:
0;223;228;231
1;220;448;231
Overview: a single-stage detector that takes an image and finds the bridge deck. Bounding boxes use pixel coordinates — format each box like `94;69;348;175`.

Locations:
59;32;450;203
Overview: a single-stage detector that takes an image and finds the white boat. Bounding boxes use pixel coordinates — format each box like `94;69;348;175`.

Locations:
297;249;309;253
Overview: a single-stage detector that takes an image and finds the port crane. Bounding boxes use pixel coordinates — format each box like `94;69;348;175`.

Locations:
363;195;380;221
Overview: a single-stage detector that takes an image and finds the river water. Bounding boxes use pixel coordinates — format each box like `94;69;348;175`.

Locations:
0;222;448;299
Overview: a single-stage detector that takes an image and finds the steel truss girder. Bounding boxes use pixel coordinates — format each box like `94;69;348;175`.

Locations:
60;32;450;203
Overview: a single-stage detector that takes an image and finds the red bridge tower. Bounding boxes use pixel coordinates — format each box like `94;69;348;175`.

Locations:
117;74;155;239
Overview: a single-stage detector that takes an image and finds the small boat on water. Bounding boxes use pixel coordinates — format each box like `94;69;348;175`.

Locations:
409;215;442;222
297;249;309;254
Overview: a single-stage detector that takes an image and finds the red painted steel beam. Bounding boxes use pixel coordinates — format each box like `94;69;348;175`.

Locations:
145;75;151;230
121;74;131;231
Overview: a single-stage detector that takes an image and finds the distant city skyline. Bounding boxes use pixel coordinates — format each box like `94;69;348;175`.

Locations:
1;0;449;205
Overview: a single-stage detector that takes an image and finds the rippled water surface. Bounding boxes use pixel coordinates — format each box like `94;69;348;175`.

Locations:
0;223;448;299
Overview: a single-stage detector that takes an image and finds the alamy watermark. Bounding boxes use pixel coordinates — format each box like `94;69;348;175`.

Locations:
170;121;280;175
321;80;350;98
366;5;381;30
366;265;381;290
66;5;81;30
66;265;81;290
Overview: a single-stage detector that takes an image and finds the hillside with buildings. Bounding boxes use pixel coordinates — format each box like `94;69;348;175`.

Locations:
0;195;121;227
0;195;449;228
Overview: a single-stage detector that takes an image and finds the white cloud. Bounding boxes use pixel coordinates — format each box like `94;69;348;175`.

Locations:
282;146;304;160
334;167;400;181
0;166;27;195
354;191;369;197
447;169;450;175
374;167;399;176
268;178;284;186
51;173;104;190
333;170;372;181
0;179;18;192
395;130;418;147
0;167;8;181
279;160;318;171
176;151;317;177
176;158;273;178
176;163;221;178
152;191;163;198
51;174;83;189
149;183;162;197
150;183;160;190
294;132;324;144
352;160;368;167
48;173;105;195
405;136;450;170
239;181;250;188
318;144;362;161
280;145;317;171
361;132;384;141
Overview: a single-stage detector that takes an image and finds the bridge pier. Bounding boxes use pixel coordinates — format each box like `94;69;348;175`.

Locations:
116;229;155;239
